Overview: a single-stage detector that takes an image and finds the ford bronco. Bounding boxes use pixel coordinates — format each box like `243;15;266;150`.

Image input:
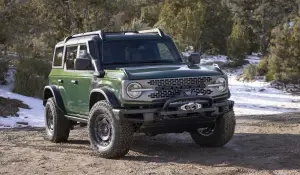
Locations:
43;28;236;159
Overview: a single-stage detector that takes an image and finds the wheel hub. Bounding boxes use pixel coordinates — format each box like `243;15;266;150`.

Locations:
98;119;111;141
95;115;112;146
46;108;54;132
197;124;216;137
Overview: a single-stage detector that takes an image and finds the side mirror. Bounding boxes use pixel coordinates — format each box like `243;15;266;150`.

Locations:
75;53;92;70
183;52;201;65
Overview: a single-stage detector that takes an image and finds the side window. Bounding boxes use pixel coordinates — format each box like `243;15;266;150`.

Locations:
53;47;64;67
65;46;78;70
157;43;173;60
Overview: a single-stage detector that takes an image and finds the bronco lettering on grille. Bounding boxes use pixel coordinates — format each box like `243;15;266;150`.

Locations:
147;77;213;99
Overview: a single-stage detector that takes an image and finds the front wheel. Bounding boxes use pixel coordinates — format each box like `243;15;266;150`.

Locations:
88;100;134;159
190;111;236;147
44;97;71;142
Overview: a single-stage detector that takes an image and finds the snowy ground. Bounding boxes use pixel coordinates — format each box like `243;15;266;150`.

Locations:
1;54;300;128
228;55;300;115
0;70;44;128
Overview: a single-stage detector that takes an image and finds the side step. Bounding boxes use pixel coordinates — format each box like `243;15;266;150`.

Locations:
65;114;88;124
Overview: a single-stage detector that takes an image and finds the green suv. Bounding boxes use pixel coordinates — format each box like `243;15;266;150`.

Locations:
43;28;236;159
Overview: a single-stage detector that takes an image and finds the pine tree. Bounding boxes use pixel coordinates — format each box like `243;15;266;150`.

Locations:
227;21;250;63
156;0;232;54
227;0;297;54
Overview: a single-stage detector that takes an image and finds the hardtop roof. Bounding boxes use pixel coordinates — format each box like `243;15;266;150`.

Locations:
55;28;169;47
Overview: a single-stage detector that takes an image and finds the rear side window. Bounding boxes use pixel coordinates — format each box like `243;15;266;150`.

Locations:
53;47;64;67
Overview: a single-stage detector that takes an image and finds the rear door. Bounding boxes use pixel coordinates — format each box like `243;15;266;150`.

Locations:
49;45;70;111
63;43;94;116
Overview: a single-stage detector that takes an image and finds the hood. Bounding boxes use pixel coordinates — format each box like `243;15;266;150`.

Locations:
120;64;224;80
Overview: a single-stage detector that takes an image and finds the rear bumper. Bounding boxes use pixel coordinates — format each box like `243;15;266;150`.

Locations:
113;96;234;133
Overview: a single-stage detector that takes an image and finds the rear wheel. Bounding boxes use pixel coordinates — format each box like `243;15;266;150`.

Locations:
190;111;236;147
44;97;71;142
88;100;134;159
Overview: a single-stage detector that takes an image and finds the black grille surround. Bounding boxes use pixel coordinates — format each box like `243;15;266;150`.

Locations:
148;77;213;99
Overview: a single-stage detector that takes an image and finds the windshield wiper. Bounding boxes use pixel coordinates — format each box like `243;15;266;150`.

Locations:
104;62;135;65
140;60;176;64
104;60;176;65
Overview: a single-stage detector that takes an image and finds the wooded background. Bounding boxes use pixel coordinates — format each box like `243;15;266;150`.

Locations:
1;0;300;97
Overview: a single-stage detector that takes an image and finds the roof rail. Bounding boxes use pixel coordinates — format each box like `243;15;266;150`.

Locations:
64;30;104;43
106;31;138;35
63;28;165;43
138;28;165;37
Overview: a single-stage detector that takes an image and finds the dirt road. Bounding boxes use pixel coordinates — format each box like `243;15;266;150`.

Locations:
1;113;300;175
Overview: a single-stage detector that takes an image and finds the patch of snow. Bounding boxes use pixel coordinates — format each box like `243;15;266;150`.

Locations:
227;55;300;115
197;54;300;115
229;74;300;115
246;55;261;65
200;55;228;64
0;69;44;128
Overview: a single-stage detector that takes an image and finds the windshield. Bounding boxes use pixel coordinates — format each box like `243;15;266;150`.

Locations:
101;39;182;66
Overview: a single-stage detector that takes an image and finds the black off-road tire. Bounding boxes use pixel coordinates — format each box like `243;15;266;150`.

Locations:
44;97;71;142
88;100;134;159
190;111;236;147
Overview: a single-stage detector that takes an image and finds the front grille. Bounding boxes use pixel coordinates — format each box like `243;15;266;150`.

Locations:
148;77;213;99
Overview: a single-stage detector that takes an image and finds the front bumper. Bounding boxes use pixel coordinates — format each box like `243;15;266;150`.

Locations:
114;96;234;120
113;96;234;133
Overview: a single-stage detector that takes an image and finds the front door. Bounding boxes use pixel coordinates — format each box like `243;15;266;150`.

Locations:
64;44;94;116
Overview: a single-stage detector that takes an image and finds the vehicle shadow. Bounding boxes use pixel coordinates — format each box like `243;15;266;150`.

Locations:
6;130;300;171
237;112;300;125
125;132;300;171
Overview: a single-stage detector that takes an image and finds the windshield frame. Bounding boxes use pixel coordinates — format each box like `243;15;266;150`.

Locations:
98;37;183;68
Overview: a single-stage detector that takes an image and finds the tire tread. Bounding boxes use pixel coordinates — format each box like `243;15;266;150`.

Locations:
88;100;133;159
190;111;236;147
44;97;70;143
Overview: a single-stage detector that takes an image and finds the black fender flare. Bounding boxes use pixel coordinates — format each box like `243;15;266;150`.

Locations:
89;87;121;109
43;85;66;114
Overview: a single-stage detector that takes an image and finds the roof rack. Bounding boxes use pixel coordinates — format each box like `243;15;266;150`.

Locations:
63;28;165;43
138;28;165;37
64;30;104;43
105;31;138;35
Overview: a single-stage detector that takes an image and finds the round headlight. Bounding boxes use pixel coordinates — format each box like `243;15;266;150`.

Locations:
126;82;142;99
216;78;227;92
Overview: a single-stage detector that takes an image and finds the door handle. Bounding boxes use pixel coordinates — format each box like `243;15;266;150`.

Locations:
71;80;78;85
57;79;63;83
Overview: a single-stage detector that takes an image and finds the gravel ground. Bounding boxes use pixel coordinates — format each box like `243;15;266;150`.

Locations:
1;113;300;175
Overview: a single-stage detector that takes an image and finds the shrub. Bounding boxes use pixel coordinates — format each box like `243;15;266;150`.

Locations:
265;71;274;82
13;58;51;98
257;58;268;76
243;64;257;81
0;59;9;84
265;17;300;84
273;72;300;84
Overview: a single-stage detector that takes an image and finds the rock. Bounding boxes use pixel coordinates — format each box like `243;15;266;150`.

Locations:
258;88;266;92
291;99;300;103
270;80;285;90
16;122;28;126
245;88;252;92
